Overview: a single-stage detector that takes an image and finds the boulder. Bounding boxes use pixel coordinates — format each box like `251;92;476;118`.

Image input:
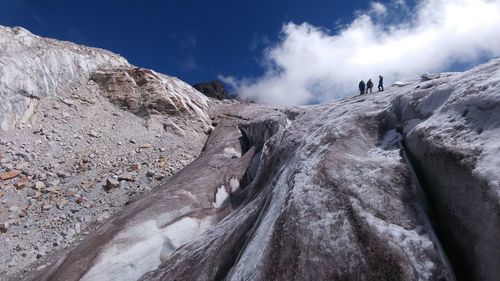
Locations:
104;177;120;191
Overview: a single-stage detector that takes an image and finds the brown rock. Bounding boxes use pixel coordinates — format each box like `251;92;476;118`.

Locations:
15;176;29;190
80;180;94;190
158;156;168;170
91;67;209;120
129;163;141;172
104;177;120;191
66;190;76;197
192;80;231;100
75;196;84;204
0;170;21;180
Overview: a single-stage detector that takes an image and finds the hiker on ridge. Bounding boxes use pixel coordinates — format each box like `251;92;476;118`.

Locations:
366;79;373;94
378;75;384;92
359;80;366;95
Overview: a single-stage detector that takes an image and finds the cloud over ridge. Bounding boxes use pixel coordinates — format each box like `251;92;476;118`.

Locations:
221;0;500;105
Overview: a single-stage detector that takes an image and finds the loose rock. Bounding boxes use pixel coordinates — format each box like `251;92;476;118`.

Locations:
56;198;67;210
0;223;8;233
0;170;22;180
129;163;141;172
104;177;120;191
34;181;46;190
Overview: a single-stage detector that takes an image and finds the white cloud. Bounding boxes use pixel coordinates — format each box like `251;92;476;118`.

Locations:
221;0;500;105
370;2;388;16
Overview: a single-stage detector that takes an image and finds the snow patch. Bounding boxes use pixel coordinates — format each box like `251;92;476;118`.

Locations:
394;81;411;87
160;216;214;255
82;216;215;281
229;177;240;193
223;147;241;158
214;185;229;208
81;220;167;281
474;129;500;189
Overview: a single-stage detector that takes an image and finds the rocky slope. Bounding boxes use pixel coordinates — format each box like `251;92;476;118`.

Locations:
0;25;217;279
1;26;499;281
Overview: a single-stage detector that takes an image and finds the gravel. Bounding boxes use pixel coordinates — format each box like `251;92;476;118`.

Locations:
0;77;209;279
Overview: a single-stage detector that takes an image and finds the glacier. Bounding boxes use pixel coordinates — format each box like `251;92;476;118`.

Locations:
0;25;498;281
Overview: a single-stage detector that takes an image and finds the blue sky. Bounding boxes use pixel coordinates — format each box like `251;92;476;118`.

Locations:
0;0;372;84
2;0;500;105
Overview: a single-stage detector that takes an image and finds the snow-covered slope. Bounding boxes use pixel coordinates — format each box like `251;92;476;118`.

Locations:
28;55;500;281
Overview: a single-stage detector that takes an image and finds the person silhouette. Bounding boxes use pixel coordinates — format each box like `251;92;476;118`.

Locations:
378;75;384;92
359;80;366;95
366;79;373;94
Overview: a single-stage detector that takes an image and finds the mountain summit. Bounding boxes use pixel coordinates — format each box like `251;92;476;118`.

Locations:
192;80;232;100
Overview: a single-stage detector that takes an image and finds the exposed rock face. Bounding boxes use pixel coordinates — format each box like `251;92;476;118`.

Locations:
192;80;231;100
0;26;128;131
92;67;211;124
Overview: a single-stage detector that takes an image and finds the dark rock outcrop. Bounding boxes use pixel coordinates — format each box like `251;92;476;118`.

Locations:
193;80;232;100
